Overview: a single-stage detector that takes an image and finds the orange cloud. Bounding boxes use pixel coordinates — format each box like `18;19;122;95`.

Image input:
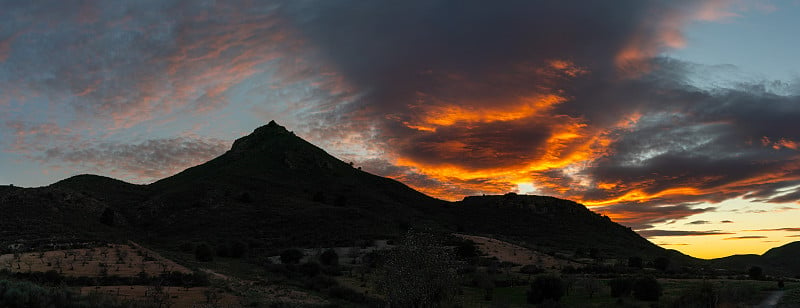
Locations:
405;94;565;132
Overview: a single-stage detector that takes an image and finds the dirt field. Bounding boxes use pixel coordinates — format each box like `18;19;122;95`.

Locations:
455;234;580;269
80;285;239;308
0;243;191;277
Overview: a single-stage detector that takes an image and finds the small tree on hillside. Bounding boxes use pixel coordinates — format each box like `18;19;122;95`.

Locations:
653;257;670;271
748;266;763;280
100;208;115;226
320;249;339;266
195;244;214;262
628;256;643;269
632;276;662;301
527;275;565;304
280;249;304;264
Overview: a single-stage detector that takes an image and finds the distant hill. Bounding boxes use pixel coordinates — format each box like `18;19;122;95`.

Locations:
1;120;782;268
711;242;800;276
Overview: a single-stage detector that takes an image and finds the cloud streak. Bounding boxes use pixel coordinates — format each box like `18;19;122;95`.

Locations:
638;230;734;237
38;137;229;182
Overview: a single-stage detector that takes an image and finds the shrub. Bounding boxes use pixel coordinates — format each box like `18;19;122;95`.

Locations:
216;243;231;257
298;262;321;277
178;242;194;253
653;257;670;271
454;240;479;260
320;249;339;266
280;249;303;264
632;276;661;301
627;256;643;269
520;264;544;275
748;266;763;280
609;277;634;297
670;280;716;307
195;243;214;262
229;240;248;258
527;275;565;304
328;286;366;303
304;275;338;291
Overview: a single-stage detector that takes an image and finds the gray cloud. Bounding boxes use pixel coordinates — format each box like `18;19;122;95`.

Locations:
724;236;767;240
638;229;734;237
39;137;229;182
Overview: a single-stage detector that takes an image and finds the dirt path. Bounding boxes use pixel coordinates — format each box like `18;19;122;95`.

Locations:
199;268;230;280
756;290;786;308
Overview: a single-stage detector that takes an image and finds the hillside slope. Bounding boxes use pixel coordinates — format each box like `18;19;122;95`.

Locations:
2;121;682;261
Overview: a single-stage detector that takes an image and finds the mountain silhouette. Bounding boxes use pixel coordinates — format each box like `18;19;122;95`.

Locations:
2;121;792;268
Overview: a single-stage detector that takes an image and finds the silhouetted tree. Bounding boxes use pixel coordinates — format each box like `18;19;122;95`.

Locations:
454;240;480;261
229;240;248;258
100;208;115;226
280;249;304;264
632;276;661;301
320;249;338;266
748;266;763;280
194;244;214;262
527;275;565;304
653;256;670;271
334;195;347;207
628;256;643;269
312;192;326;203
236;192;252;203
589;248;600;260
609;277;634;297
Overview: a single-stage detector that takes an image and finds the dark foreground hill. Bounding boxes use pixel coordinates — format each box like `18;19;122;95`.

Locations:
0;121;725;264
711;241;800;276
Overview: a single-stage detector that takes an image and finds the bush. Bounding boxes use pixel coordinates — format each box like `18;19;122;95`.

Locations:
653;257;670;271
280;249;304;264
455;240;480;261
195;243;214;262
216;243;231;257
178;242;194;253
229;240;248;258
748;266;763;280
298;262;321;277
632;276;661;301
609;277;634;297
328;286;366;303
320;249;339;266
527;275;565;304
520;264;544;275
628;256;643;269
304;275;338;291
670;281;716;307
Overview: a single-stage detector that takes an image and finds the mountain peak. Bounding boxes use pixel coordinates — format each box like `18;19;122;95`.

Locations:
229;120;293;154
254;120;289;134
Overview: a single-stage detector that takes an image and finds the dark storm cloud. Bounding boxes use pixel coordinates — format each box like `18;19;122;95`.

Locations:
687;220;711;225
275;1;800;229
280;0;698;166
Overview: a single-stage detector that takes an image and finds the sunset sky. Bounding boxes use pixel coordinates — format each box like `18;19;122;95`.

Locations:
2;0;800;259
